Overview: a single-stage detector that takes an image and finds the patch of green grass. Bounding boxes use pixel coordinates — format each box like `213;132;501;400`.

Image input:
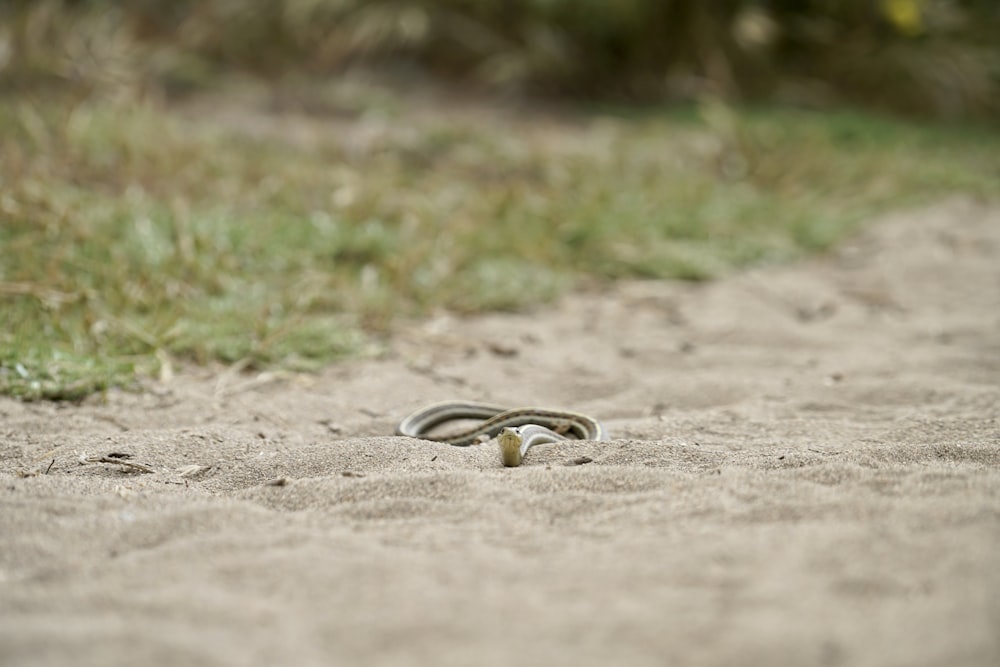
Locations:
2;83;999;399
0;347;136;402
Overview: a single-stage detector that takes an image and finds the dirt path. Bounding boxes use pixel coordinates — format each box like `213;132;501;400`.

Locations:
2;197;998;666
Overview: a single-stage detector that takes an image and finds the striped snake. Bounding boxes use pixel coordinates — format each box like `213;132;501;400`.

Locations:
395;400;607;467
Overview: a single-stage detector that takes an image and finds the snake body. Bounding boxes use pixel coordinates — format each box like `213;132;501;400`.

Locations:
395;400;607;467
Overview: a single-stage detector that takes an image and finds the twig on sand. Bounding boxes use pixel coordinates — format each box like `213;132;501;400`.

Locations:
79;452;155;474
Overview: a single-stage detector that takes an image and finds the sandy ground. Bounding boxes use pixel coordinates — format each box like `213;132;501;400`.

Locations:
1;197;998;666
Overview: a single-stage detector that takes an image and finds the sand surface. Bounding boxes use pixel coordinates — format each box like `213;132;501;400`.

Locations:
2;197;998;666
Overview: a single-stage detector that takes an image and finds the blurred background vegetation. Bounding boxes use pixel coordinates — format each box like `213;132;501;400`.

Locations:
2;0;999;399
1;0;998;118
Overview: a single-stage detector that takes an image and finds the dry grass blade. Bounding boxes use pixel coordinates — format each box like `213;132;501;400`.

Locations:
0;282;80;307
80;453;156;474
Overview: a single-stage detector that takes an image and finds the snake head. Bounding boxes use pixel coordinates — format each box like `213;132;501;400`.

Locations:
498;427;523;467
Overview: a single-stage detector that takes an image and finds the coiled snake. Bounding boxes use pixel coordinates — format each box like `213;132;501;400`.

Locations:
396;400;607;467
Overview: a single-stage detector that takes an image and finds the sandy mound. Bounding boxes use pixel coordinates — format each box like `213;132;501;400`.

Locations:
2;197;998;666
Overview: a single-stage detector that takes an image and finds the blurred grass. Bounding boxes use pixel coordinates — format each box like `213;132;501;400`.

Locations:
2;78;999;399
